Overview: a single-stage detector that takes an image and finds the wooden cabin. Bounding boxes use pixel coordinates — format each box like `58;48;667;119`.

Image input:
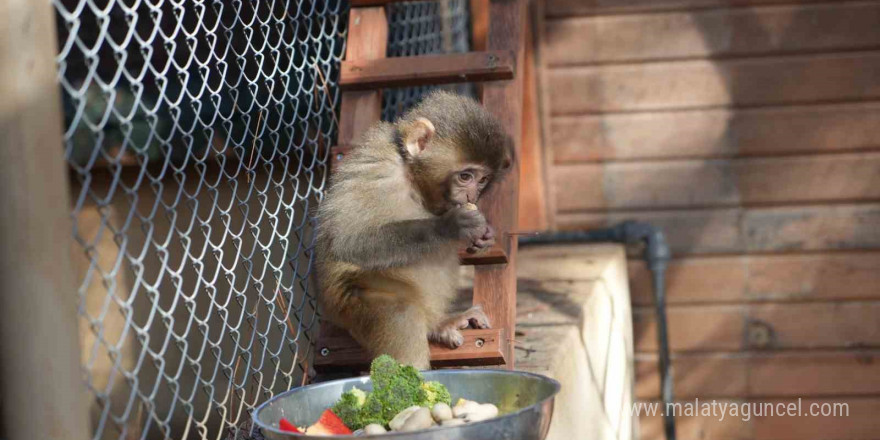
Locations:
529;1;880;439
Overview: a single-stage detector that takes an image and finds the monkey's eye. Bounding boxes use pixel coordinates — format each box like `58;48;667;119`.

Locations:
459;172;474;183
479;176;489;185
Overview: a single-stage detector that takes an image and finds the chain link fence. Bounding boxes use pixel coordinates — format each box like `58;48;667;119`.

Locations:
383;0;473;121
53;0;469;439
56;0;345;438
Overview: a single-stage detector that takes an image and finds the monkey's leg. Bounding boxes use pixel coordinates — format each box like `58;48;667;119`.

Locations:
352;301;432;369
428;305;491;349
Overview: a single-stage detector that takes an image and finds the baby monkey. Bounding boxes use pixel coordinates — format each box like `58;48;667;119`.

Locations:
316;91;514;369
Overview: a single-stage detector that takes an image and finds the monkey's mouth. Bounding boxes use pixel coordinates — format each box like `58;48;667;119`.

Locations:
450;200;475;210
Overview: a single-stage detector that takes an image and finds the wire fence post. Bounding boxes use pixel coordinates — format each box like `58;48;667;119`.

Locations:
0;1;91;440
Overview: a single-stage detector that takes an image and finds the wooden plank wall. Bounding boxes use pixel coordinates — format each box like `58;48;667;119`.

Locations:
537;1;880;439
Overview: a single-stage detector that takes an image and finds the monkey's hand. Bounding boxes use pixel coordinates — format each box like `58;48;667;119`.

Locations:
466;224;495;254
439;205;487;244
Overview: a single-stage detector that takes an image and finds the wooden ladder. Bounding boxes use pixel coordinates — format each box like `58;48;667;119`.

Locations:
314;0;526;372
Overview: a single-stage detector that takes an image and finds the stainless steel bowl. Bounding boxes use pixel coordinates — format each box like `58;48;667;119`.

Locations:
253;369;561;440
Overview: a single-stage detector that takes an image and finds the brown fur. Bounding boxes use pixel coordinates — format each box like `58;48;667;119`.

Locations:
316;92;514;368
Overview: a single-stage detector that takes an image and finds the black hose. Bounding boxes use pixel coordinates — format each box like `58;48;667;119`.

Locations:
651;259;675;440
519;221;676;440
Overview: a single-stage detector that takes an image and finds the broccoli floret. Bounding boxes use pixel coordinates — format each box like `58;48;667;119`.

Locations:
358;393;387;428
367;354;402;390
419;381;451;406
331;387;367;429
366;355;427;422
329;355;448;429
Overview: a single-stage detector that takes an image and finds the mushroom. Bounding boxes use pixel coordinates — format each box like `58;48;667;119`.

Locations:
363;424;387;435
389;405;422;431
452;400;480;418
399;407;434;432
431;403;453;422
464;403;499;422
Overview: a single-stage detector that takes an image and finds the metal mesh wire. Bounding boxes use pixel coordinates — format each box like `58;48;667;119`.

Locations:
382;0;473;121
55;0;346;438
53;0;469;438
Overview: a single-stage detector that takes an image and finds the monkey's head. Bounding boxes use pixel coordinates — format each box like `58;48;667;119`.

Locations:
396;91;515;215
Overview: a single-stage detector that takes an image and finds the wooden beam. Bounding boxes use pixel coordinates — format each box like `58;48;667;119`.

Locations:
629;252;880;306
458;243;509;265
472;0;527;369
0;1;91;440
554;153;880;212
550;103;880;163
517;6;549;231
337;7;388;148
558;204;880;256
533;0;558;229
544;2;880;66
470;0;490;52
340;51;515;90
430;328;508;366
548;53;880;114
470;0;490;97
633;301;880;353
635;350;880;399
314;326;509;372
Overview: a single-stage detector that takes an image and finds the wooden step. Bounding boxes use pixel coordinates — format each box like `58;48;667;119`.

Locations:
459;245;508;265
340;51;514;91
314;323;509;372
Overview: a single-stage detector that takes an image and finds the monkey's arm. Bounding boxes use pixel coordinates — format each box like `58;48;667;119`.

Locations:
332;218;454;270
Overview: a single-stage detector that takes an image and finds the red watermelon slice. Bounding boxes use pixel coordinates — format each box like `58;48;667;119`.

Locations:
306;409;352;435
278;418;301;433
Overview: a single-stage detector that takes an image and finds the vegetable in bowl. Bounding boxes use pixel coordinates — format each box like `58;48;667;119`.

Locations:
328;355;453;430
281;355;501;436
255;366;561;440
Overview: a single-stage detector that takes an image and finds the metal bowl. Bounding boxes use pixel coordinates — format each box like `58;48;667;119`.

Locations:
253;369;561;440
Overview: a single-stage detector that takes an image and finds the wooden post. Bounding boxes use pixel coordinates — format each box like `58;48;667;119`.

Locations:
336;7;388;150
0;2;91;440
470;0;489;98
517;4;549;232
532;0;557;230
470;0;490;52
474;0;527;368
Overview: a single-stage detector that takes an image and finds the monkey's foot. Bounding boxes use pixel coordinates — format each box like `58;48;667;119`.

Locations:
457;305;492;330
428;326;465;349
428;306;492;348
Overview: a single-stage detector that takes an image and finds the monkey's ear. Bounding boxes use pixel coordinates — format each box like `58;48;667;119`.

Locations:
403;117;435;156
501;158;513;171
